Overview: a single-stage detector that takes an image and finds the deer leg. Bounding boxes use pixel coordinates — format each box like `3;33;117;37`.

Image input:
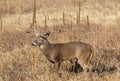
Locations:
86;62;93;77
48;62;55;72
88;62;92;73
48;60;55;71
78;60;87;74
70;59;78;72
83;62;93;78
70;59;75;71
74;59;79;72
55;61;61;72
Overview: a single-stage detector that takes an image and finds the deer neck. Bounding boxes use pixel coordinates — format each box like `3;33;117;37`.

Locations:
39;41;51;55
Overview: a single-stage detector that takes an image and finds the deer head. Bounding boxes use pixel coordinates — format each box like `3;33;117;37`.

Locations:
32;32;50;47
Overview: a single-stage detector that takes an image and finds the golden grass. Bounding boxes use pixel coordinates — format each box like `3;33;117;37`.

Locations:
0;0;120;81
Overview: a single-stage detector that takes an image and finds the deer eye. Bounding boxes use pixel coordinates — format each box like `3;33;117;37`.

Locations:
37;38;43;42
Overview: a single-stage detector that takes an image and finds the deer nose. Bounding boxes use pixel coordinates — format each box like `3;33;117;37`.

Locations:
32;42;37;46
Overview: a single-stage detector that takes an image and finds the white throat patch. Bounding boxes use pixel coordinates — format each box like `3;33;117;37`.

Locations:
40;45;45;49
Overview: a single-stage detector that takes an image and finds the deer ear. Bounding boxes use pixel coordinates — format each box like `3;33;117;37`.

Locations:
43;32;50;38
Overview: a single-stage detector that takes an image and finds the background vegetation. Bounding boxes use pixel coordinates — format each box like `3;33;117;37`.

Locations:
0;0;120;81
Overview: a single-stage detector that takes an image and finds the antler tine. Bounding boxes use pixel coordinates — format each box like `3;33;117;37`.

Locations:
27;28;42;37
33;30;42;36
32;29;42;37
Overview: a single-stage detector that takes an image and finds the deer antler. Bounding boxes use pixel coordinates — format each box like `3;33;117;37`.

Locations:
27;26;42;37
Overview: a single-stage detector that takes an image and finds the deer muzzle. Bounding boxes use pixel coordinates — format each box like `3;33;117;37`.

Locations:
32;42;37;46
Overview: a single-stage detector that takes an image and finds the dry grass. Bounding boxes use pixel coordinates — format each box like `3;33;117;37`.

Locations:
0;0;120;81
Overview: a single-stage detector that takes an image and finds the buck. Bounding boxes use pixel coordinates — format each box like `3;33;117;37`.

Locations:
30;30;93;74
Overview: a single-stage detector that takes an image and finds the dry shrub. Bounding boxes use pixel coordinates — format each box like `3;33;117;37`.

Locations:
0;23;120;81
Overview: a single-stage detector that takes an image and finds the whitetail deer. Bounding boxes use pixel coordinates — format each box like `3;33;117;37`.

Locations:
30;30;93;74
